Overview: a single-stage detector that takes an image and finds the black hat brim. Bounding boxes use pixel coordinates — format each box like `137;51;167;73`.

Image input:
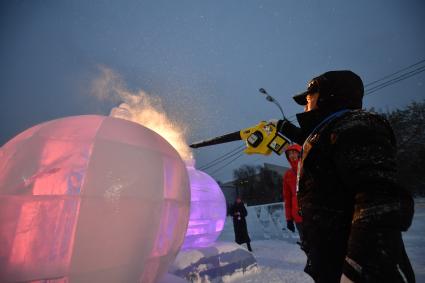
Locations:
293;91;308;105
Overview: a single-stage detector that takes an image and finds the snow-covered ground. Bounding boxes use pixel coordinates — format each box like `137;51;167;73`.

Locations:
216;203;313;283
404;198;425;282
228;240;312;283
168;198;425;283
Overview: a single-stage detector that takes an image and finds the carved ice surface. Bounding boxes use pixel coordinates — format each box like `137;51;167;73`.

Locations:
181;166;226;250
0;115;190;283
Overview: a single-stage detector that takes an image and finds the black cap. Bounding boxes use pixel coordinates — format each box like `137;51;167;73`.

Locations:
293;70;364;109
293;79;320;105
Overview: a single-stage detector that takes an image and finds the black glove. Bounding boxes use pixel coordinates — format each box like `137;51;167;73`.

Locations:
287;220;295;232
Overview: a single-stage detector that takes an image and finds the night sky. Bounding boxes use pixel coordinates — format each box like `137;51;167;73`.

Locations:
1;0;424;181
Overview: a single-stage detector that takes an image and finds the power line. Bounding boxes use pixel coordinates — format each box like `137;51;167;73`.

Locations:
209;152;244;177
365;65;425;96
366;67;425;96
364;59;425;88
365;63;425;92
199;147;245;171
198;145;243;169
198;144;245;170
211;153;270;179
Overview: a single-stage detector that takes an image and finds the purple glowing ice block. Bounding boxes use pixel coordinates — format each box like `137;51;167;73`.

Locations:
182;166;227;249
0;115;190;283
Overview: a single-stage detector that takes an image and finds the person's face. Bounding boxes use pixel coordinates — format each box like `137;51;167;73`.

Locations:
304;92;319;112
236;198;241;204
287;150;299;162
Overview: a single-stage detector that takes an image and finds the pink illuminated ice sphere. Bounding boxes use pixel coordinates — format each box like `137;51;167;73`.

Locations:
181;166;227;249
0;115;190;283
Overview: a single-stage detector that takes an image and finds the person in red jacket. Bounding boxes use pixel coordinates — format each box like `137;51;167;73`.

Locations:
283;144;303;239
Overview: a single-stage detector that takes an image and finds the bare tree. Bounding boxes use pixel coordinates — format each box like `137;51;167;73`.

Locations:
384;100;425;196
233;165;282;205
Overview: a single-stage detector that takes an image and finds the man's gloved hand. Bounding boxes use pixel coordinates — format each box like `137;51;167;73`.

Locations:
287;220;295;232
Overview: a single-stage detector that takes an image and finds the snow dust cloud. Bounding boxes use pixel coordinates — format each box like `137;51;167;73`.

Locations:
91;66;193;162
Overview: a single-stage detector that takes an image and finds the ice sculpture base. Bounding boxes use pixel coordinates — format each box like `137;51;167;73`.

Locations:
169;242;258;282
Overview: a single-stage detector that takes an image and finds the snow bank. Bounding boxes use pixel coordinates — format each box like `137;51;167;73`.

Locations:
169;242;258;282
219;202;300;243
168;200;424;283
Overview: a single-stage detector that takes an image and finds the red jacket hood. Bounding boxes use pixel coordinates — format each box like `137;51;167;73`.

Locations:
285;144;302;171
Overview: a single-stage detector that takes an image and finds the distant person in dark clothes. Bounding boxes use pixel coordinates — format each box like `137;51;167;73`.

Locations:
283;143;303;240
277;70;414;282
230;197;252;252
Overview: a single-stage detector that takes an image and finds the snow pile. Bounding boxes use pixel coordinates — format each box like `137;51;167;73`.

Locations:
230;240;312;283
219;202;299;243
404;198;425;282
157;273;189;283
167;202;306;283
222;201;425;283
169;242;258;282
217;202;311;283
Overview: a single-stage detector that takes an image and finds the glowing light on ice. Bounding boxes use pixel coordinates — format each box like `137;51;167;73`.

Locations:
182;166;227;249
0;115;190;283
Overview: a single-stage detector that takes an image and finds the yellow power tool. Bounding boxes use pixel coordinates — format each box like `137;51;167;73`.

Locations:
190;88;293;156
190;120;290;156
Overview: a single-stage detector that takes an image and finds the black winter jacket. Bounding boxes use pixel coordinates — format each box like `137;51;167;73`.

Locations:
280;109;415;283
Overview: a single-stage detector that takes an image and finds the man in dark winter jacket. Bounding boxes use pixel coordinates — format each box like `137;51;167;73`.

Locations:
230;197;252;252
277;70;415;282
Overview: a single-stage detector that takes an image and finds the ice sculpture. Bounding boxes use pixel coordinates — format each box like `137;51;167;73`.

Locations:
0;115;190;283
182;166;226;249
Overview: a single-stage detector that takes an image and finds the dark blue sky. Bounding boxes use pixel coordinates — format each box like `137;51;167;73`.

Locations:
1;0;424;181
